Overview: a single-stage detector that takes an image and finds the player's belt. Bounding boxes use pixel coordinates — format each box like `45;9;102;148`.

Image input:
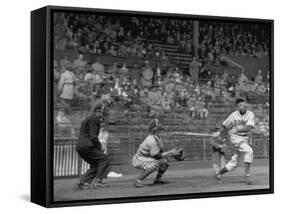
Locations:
236;133;248;137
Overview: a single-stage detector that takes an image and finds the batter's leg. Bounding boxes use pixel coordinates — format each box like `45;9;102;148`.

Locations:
238;142;253;184
215;151;242;183
220;154;226;169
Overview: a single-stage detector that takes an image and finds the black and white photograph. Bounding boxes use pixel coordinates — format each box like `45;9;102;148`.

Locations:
45;6;273;205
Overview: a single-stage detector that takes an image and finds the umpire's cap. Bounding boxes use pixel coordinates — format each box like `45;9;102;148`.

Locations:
92;101;104;113
148;118;164;132
235;97;246;104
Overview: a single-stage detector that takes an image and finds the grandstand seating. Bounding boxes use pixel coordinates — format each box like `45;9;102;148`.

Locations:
151;41;193;69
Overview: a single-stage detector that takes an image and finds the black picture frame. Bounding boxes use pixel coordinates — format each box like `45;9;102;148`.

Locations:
31;5;274;208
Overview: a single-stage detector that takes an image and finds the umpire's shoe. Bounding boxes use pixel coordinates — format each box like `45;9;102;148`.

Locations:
94;180;110;188
153;179;170;185
73;182;91;191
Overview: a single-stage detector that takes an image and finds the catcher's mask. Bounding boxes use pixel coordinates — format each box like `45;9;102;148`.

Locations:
149;118;164;132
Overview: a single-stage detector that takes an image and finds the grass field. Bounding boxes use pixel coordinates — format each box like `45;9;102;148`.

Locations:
53;159;270;201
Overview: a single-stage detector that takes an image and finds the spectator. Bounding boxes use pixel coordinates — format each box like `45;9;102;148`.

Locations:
84;68;94;82
113;78;122;96
255;70;263;85
139;88;149;107
119;62;129;83
147;86;163;117
59;55;70;68
159;51;170;73
56;110;76;137
237;69;248;86
172;66;183;83
189;57;201;85
195;96;208;119
130;62;140;82
92;69;104;85
141;60;154;88
186;95;196;119
161;94;172;112
254;117;269;137
256;82;267;95
118;43;128;57
91;57;105;73
106;61;119;80
108;45;117;56
58;66;76;113
73;54;87;70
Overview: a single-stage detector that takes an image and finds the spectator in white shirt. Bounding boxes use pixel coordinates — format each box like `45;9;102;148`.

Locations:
58;66;76;113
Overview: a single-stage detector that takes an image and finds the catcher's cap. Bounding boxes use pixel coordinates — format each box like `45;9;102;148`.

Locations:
235;97;246;104
148;118;164;132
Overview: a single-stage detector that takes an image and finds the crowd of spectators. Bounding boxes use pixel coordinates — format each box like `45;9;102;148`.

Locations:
54;51;269;124
53;12;270;125
55;13;270;62
198;21;270;62
54;13;195;57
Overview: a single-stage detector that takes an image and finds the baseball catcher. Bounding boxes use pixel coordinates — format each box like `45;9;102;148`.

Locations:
210;125;228;175
132;118;183;188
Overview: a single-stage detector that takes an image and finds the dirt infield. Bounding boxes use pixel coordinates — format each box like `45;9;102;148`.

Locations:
53;159;270;201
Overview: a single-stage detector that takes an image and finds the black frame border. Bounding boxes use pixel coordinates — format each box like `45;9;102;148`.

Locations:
31;5;274;208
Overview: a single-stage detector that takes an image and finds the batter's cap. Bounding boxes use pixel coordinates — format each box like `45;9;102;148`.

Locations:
235;97;246;104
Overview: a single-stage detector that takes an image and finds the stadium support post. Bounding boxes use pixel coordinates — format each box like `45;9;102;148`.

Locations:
193;20;199;59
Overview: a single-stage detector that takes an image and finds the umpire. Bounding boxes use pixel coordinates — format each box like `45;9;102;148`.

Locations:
74;102;111;190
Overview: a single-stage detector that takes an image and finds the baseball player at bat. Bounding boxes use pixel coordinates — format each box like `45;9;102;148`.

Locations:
132;118;183;188
213;98;255;184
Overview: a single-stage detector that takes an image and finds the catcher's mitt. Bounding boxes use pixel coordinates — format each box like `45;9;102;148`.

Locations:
173;147;185;161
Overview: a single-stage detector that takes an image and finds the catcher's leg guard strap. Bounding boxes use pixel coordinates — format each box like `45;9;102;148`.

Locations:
156;163;169;180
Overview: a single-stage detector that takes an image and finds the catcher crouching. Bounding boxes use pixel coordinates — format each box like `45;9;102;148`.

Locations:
132;118;183;188
210;126;228;175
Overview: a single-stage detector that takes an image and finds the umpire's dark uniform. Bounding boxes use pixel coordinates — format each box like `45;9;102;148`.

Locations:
76;109;110;185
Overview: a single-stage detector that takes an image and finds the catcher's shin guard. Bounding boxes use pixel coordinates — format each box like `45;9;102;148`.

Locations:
156;163;169;180
137;169;154;181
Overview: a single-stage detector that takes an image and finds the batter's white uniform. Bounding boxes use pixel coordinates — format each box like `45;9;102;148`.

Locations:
222;110;255;171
